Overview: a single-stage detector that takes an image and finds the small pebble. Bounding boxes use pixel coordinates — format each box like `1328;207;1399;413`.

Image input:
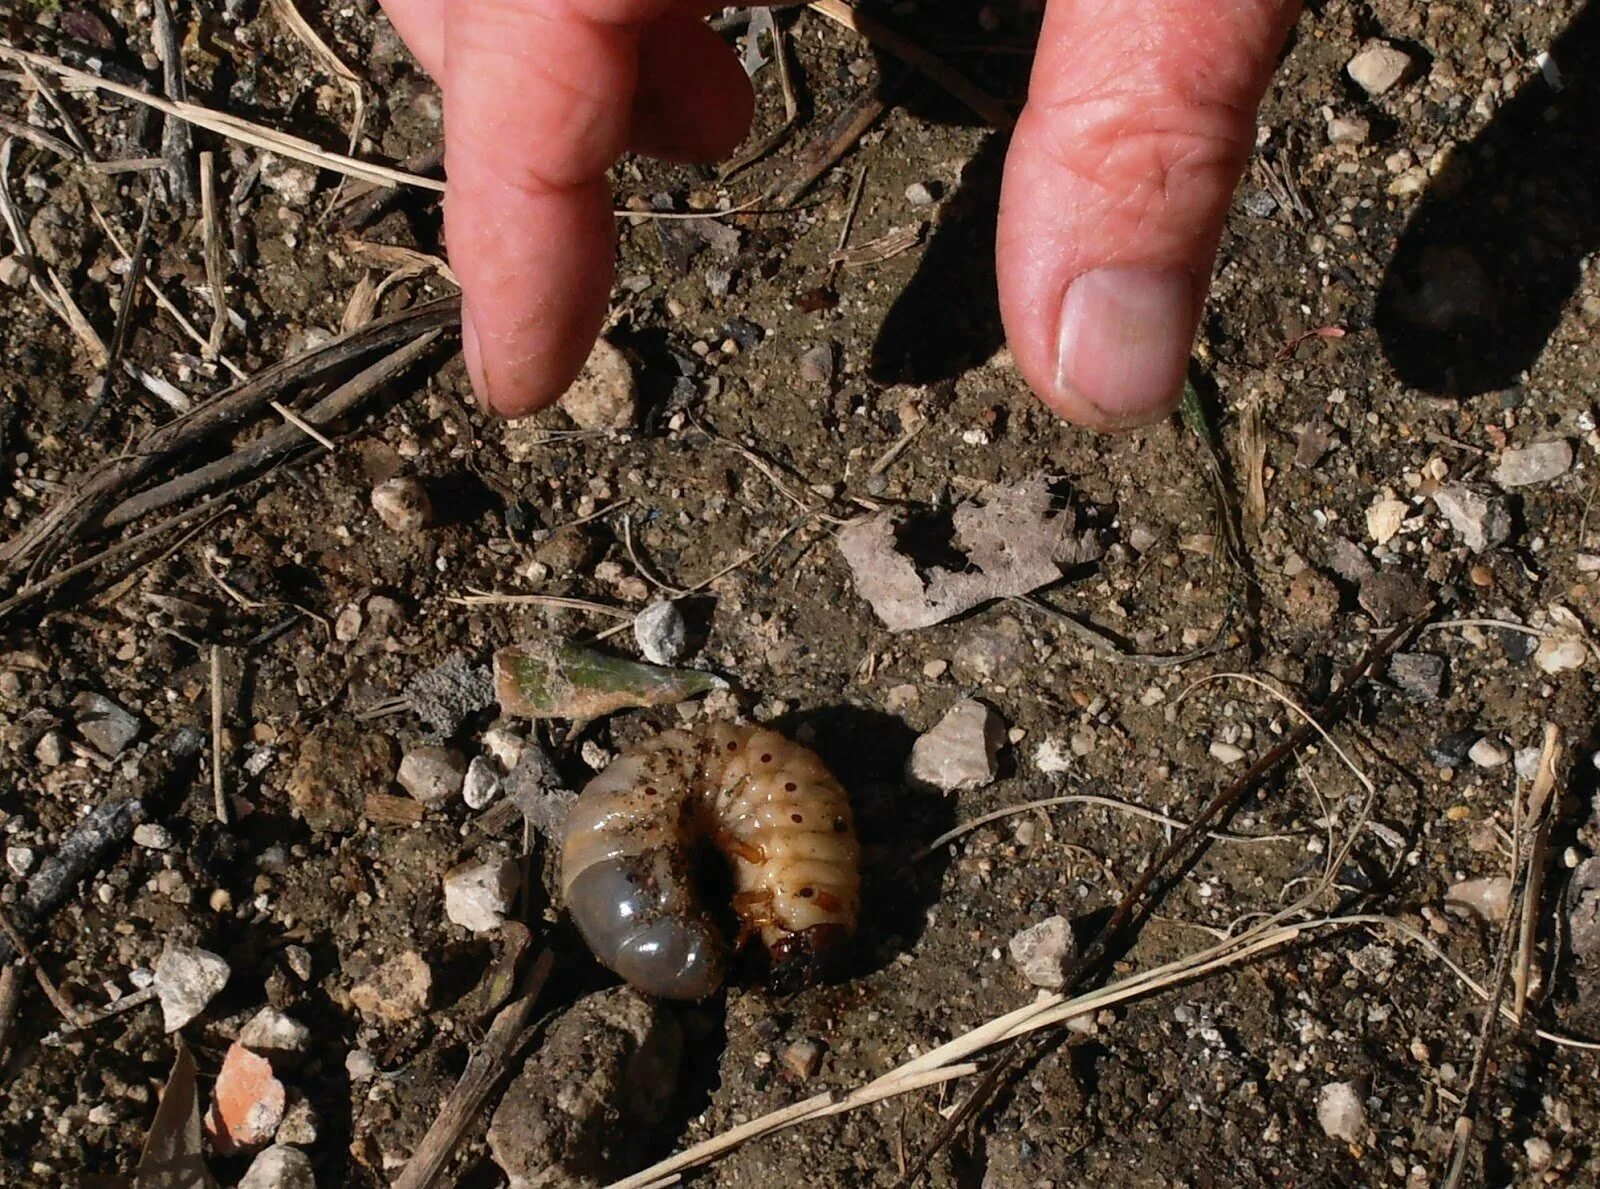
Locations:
206;1043;288;1152
1535;635;1586;674
350;951;432;1021
1493;440;1573;488
1446;875;1513;923
558;338;637;431
1346;40;1413;95
1317;1080;1366;1142
463;755;502;810
239;1007;312;1060
5;846;35;877
906;699;1005;793
481;727;526;772
237;1143;313;1189
1326;115;1370;145
443;857;521;934
634;600;688;666
798;344;834;385
397;746;467;803
133;823;175;851
1209;741;1247;766
275;1096;320;1146
34;731;64;767
1468;737;1510;769
154;945;231;1032
1008;915;1078;990
0;253;28;288
1525;1137;1553;1171
370;476;432;533
73;691;143;757
345;1049;378;1082
283;945;313;982
1431;484;1513;553
1389;653;1446;702
904;181;937;206
780;1037;825;1080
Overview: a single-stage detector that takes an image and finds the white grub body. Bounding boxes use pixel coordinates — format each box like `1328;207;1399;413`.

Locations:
560;723;861;1000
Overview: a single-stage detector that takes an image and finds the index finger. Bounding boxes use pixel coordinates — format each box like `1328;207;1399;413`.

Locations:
443;0;670;416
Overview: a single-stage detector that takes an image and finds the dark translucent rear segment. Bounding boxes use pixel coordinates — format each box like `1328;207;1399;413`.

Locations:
566;855;729;1000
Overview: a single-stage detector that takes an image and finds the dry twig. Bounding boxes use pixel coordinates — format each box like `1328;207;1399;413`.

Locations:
393;949;555;1189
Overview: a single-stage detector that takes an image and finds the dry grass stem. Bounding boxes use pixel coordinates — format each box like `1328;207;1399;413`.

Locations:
199;151;230;355
0;43;445;192
447;591;634;619
268;399;337;450
910;793;1303;863
268;0;367;156
86;194;250;381
210;645;230;825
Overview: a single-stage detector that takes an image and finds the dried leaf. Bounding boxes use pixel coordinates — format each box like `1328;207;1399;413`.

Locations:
495;639;726;719
836;477;1101;632
134;1040;217;1189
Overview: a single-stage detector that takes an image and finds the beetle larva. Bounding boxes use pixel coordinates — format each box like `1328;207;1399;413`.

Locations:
560;722;862;1000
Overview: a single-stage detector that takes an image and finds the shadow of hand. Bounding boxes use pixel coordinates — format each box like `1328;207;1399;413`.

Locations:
1376;3;1600;395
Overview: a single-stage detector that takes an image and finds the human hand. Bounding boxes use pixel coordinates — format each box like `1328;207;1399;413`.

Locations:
378;0;1300;429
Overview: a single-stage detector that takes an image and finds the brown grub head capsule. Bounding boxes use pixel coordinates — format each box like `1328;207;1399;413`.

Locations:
560;723;862;1000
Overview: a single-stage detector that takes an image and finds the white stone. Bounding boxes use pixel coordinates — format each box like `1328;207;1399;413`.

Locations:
5;846;35;877
1316;1081;1366;1142
443;857;521;933
634;600;688;665
1032;738;1074;775
558;338;637;431
333;605;363;642
1007;916;1077;990
1445;875;1513;923
904;181;936;206
1468;737;1510;769
1365;495;1407;545
345;1049;377;1082
1494;440;1573;488
1535;635;1586;674
463;754;502;810
1525;1137;1554;1171
239;1006;311;1057
482;727;526;772
1347;41;1412;95
238;1144;316;1189
371;476;432;532
0;254;28;288
133;823;175;850
1431;485;1512;553
906;699;1005;793
1209;741;1247;766
154;945;231;1032
260;153;320;204
397;746;467;803
1514;747;1543;782
1326;115;1370;145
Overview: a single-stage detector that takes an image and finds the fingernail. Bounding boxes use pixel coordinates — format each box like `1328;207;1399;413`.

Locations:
1055;266;1196;427
460;304;492;414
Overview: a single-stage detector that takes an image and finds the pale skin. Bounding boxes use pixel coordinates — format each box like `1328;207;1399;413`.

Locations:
377;0;1302;429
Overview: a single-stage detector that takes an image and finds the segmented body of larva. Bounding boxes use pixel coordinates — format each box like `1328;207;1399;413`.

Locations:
561;722;862;1000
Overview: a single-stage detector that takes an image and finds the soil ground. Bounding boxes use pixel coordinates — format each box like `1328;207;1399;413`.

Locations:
2;1;1599;1187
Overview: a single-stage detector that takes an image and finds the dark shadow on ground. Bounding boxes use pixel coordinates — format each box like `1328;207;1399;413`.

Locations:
869;133;1010;386
1375;2;1600;394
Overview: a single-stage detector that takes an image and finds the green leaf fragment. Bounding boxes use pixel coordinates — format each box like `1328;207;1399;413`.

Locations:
495;639;726;720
